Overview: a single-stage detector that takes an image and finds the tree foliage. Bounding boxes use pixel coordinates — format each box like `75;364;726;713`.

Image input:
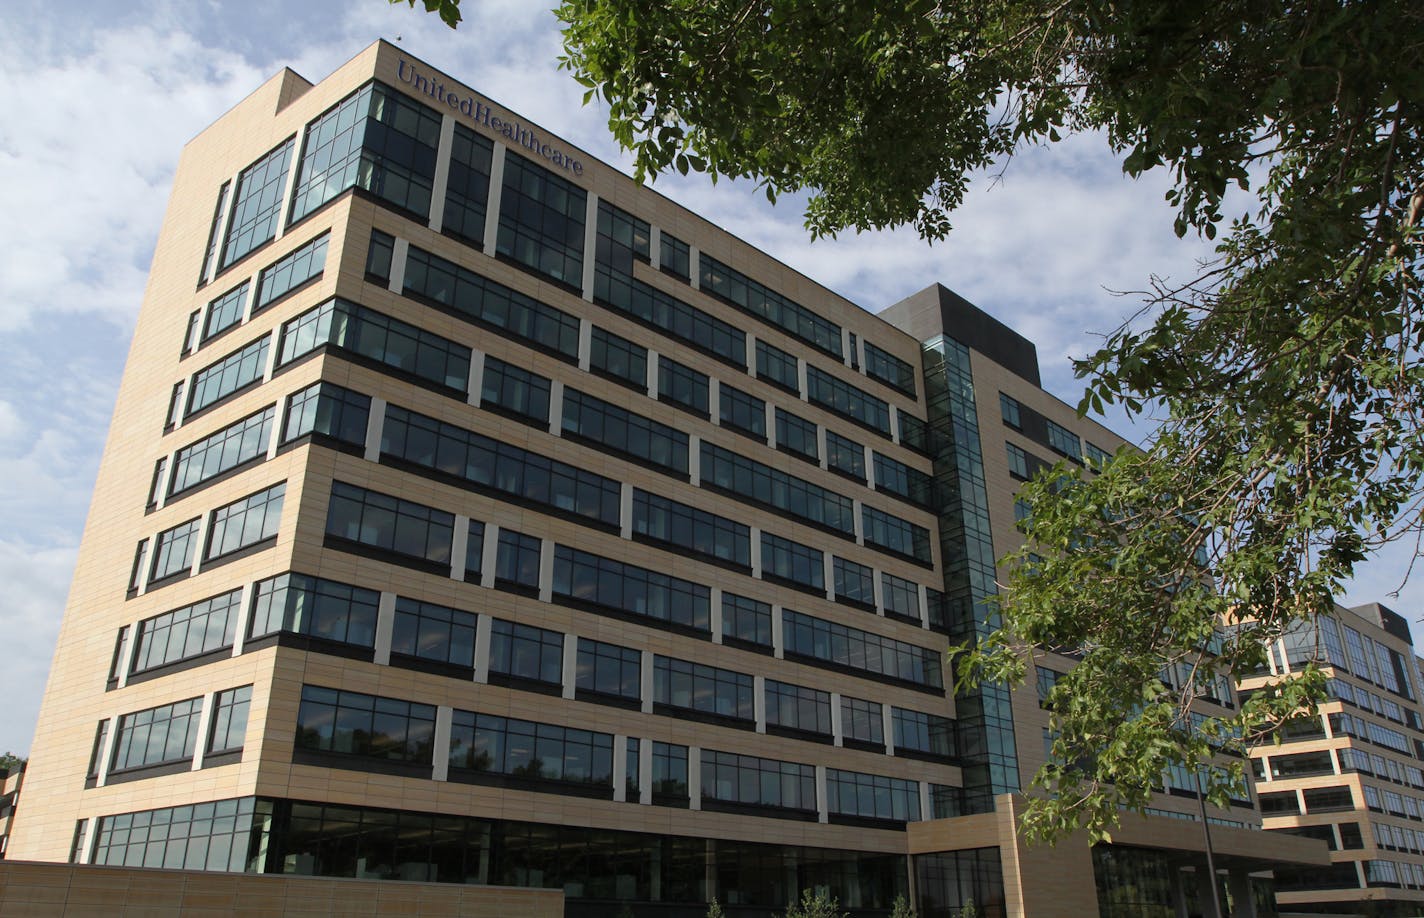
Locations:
407;0;1424;842
780;889;848;918
0;751;25;775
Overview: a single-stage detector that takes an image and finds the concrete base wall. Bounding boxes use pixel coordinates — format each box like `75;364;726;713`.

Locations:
0;861;564;917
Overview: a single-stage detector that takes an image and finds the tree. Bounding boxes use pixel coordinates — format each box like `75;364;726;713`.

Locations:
781;889;848;918
405;0;1424;842
0;751;25;775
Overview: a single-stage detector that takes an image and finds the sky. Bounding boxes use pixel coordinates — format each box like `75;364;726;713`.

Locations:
0;0;1418;757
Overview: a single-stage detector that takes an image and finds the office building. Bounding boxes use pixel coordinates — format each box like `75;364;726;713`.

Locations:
1243;602;1424;915
7;41;1324;916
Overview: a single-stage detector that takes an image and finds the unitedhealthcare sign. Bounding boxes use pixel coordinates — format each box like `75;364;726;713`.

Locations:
396;58;586;177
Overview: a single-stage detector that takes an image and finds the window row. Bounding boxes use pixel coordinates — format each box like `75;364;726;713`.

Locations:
92;686;251;783
136;481;285;588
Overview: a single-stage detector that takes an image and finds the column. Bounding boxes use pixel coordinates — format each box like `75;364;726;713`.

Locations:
373;592;396;666
481;144;506;257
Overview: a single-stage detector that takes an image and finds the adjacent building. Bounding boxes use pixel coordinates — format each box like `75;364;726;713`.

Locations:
0;761;22;860
7;40;1326;916
1243;602;1424;915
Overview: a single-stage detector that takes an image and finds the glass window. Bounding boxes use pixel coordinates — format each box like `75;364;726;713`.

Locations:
281;382;370;447
449;710;613;788
253;233;329;314
402;243;581;358
700;441;855;533
108;627;131;685
90;798;267;873
700;749;816;812
826;769;920;822
873;451;933;504
248;572;379;648
166;382;185;429
207;686;252;755
833;556;874;607
198;180;231;284
765;680;831;736
497;152;586;287
279;298;470;394
1045;419;1082;459
365;230;394;284
200;281;250;345
464;519;484;583
625;737;640;801
653;656;754;721
169;407;274;497
881;572;922;622
562;388;689;475
1000;393;1022;429
488;618;563;686
391;598;477;669
1084;441;1112;467
148;457;169;510
183;309;203;355
552;545;711;632
718;382;766;439
576;638;642;701
324;480;453;567
826;429;866;481
841;696;884;746
893;707;956;758
775;407;818;461
1006;443;1029;479
150;518;200;582
221;138;293;270
652;742;688;804
186;334;270;418
657;355;710;415
761;532;824;591
756;339;799;392
204;482;285;561
129;538;149;592
861;505;933;564
131;589;242;674
784;609;944;689
863;342;916;396
291;82;441;222
659;231;690;278
86;720;109;784
111;696;204;773
495;529;542;589
632;489;750;567
595;199;650;272
382;403;622;527
589;326;648;388
481;355;551;424
722;592;772;647
443;122;494;245
700;252;841;358
807;365;889;435
899;412;930;453
295;685;436;764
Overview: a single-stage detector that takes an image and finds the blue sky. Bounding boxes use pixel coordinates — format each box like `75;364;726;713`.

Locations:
0;0;1417;757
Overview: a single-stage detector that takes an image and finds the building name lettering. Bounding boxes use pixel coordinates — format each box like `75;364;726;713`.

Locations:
396;59;585;177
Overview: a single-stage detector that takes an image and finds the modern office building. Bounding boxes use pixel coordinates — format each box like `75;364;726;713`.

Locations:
1242;602;1424;915
7;40;1326;916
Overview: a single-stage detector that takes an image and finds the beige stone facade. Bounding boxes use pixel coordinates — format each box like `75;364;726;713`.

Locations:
9;39;1329;917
